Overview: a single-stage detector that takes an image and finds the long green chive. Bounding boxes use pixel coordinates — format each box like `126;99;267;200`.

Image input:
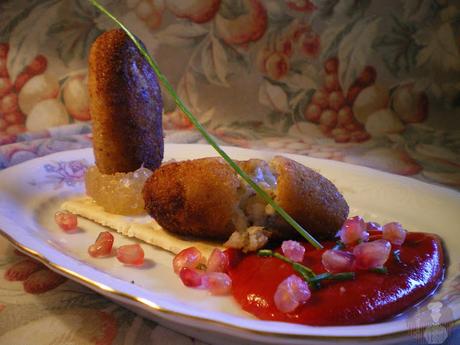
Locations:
257;250;354;288
90;0;323;249
257;249;273;257
309;272;355;284
257;250;316;279
292;263;316;280
369;267;388;274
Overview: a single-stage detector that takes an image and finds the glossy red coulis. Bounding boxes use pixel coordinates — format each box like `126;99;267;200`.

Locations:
227;232;444;325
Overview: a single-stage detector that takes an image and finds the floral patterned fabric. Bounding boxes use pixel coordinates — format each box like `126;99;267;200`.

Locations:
1;0;460;344
1;0;459;186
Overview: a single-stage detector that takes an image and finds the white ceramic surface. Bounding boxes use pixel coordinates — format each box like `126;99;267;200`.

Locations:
0;144;459;344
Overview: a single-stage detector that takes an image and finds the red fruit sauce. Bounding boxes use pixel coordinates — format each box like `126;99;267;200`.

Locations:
227;232;444;326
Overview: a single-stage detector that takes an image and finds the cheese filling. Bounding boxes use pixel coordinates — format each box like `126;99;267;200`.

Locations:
225;159;279;252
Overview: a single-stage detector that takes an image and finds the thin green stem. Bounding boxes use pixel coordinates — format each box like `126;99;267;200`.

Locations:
257;250;316;278
369;267;388;274
90;0;323;249
257;249;354;288
309;272;355;283
392;250;402;264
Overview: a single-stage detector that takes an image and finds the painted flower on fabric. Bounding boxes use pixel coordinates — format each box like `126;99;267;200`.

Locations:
0;308;117;345
0;43;47;136
166;0;221;24
0;133;17;146
164;109;193;130
3;251;66;294
215;0;268;46
343;148;422;176
264;52;290;80
300;31;320;58
286;0;316;13
130;0;166;30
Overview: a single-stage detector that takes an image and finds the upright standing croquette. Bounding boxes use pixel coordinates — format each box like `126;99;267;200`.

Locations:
88;29;163;174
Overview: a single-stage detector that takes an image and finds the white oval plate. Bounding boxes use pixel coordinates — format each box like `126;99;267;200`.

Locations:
0;144;459;345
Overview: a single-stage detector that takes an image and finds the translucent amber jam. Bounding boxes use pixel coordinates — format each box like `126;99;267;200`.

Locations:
85;165;152;215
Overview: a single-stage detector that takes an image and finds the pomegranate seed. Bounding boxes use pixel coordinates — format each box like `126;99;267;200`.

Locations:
367;221;382;232
281;241;305;262
382;222;407;245
54;211;78;233
274;274;311;313
203;272;232;295
173;247;203;274
179;267;204;287
207;248;229;273
322;249;354;273
353;239;391;270
225;248;245;268
116;244;144;265
88;231;114;258
339;216;369;245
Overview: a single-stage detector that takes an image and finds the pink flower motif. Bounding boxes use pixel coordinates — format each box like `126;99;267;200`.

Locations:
31;159;89;189
64;159;87;179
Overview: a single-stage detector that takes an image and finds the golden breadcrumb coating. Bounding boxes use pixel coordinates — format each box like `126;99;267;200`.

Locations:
88;29;163;174
143;156;349;242
143;158;241;240
268;156;349;240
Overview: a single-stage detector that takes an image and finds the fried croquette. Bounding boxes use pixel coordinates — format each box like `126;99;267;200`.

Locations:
143;156;349;243
143;158;241;240
268;156;349;240
88;29;163;174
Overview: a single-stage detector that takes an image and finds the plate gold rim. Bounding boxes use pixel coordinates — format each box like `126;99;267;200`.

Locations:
1;229;458;342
